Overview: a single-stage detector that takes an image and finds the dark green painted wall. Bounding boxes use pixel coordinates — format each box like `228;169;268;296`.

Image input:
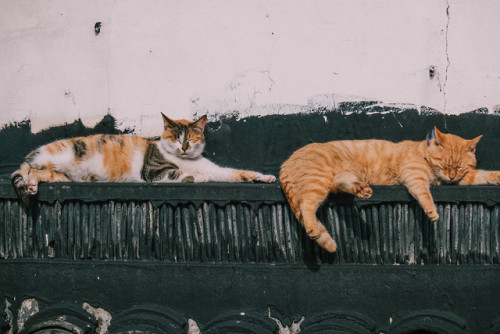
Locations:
1;104;500;333
2;103;500;179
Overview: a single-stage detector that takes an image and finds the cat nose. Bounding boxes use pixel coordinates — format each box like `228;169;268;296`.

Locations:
449;170;456;180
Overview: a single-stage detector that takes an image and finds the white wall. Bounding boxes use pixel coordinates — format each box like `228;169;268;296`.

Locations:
1;0;499;136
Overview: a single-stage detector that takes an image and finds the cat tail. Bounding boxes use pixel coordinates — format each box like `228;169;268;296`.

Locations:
11;162;31;205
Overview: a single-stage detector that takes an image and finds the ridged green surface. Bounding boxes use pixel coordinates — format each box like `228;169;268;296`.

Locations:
1;183;499;265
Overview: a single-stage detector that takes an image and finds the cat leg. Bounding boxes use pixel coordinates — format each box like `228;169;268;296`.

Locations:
11;163;31;203
402;177;439;221
27;169;71;195
196;160;276;183
332;172;373;199
299;189;337;253
459;170;500;185
229;170;276;183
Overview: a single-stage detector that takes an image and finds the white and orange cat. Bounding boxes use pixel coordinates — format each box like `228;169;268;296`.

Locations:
279;127;500;253
12;113;276;203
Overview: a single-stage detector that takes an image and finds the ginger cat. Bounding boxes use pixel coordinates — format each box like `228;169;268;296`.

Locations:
279;127;500;253
12;113;276;204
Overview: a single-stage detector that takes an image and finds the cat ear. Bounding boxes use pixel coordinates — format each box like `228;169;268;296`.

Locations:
193;115;207;132
433;126;445;146
468;135;482;154
161;113;177;129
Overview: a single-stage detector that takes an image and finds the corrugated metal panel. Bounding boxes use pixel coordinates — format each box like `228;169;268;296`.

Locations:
1;182;499;264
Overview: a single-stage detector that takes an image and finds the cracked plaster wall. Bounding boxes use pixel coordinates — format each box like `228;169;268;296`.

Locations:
1;0;500;136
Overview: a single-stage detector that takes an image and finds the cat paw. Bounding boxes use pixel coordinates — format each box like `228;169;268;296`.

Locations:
353;182;372;199
27;181;38;195
238;171;276;183
486;171;500;184
426;210;439;222
256;174;276;183
181;175;195;183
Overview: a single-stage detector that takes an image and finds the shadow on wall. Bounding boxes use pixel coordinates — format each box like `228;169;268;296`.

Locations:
1;102;500;180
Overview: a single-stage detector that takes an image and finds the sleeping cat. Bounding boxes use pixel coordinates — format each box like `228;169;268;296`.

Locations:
279;127;500;253
12;113;276;203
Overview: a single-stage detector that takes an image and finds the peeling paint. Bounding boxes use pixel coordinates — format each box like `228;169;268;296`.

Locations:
443;0;451;112
268;307;305;334
17;298;40;332
83;302;112;334
187;318;201;334
289;316;305;334
2;1;500;137
64;89;77;105
3;299;14;334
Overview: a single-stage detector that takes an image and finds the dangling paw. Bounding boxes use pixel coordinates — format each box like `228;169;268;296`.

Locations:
27;179;39;195
425;209;439;222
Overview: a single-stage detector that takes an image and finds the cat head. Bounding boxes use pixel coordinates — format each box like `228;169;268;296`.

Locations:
425;127;482;184
160;113;207;159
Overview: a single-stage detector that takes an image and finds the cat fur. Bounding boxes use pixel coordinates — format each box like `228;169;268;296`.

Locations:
12;113;276;204
279;127;500;253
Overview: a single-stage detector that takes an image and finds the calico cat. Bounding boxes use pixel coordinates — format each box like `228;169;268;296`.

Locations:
279;127;500;253
12;113;276;203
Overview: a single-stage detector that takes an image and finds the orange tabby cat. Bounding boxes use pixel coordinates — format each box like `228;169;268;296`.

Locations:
279;127;500;253
12;113;276;204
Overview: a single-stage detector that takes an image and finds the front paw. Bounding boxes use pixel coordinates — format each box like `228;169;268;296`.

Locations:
238;171;276;183
425;209;439;222
490;172;500;184
181;175;195;183
28;181;38;195
257;174;276;183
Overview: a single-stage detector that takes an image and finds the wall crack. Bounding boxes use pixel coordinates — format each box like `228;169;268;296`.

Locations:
443;0;451;112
